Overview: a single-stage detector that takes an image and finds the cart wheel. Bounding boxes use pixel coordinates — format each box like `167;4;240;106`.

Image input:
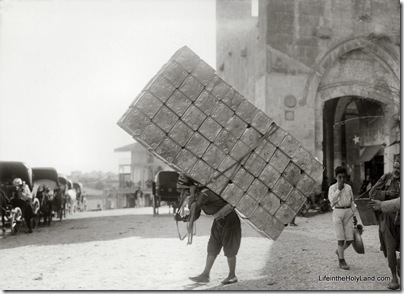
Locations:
32;198;40;229
11;208;22;235
173;202;178;214
32;198;40;214
152;195;158;216
153;195;161;216
12;222;20;235
63;202;67;219
32;214;39;229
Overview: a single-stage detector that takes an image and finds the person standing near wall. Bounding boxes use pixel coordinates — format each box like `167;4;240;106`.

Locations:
328;166;358;270
369;157;400;290
135;187;143;207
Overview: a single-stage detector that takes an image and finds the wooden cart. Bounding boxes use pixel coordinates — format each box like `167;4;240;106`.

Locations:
153;171;181;216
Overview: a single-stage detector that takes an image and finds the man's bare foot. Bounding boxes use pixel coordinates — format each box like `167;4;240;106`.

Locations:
339;259;350;270
221;276;238;284
189;274;209;283
387;281;400;290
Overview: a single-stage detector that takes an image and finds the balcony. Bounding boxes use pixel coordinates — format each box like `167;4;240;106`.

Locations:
119;157;131;165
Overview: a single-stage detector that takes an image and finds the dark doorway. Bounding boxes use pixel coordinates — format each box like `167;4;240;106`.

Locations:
126;194;136;208
364;155;384;185
323;96;386;196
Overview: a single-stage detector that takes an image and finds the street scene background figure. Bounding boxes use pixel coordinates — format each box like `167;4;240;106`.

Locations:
328;166;359;270
10;178;34;233
369;158;400;290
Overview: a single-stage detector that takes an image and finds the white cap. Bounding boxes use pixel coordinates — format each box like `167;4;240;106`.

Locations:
13;178;23;186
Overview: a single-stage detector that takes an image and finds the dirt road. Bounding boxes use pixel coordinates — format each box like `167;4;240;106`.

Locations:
0;206;396;291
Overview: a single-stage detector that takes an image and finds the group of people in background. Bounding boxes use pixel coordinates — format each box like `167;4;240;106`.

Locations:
2;177;82;235
328;157;400;290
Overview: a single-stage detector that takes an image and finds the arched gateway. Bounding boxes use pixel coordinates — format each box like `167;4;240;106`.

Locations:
308;37;400;193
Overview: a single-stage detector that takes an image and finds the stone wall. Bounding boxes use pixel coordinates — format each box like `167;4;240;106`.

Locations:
216;0;259;69
216;0;400;176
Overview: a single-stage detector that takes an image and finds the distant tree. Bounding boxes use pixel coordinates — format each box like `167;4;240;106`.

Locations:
69;170;118;190
95;181;105;190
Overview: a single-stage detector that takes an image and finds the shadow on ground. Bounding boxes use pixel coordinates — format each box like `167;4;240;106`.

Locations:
0;210;262;250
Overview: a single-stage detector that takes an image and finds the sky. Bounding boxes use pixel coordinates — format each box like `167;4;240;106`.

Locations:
0;0;216;175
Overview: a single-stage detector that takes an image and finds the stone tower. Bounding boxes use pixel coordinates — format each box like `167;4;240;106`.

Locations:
216;0;400;192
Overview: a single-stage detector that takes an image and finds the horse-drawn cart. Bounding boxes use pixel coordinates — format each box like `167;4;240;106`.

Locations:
32;167;60;226
0;161;36;235
57;175;77;219
73;182;83;212
152;171;181;216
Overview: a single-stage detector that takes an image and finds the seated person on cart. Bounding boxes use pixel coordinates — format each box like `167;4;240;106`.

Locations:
10;178;34;233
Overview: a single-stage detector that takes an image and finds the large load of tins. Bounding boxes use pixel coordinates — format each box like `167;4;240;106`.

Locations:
118;46;323;240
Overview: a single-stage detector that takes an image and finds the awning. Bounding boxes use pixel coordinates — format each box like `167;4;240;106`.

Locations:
114;142;145;152
356;145;384;163
114;143;136;152
387;140;400;148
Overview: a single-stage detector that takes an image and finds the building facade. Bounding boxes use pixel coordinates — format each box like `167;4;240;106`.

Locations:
108;142;172;209
216;0;400;193
115;142;171;189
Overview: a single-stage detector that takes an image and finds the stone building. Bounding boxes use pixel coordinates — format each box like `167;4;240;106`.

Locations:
216;0;400;193
114;142;170;190
105;142;172;208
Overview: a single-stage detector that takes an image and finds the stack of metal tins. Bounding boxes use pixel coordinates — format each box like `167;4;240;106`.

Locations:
118;46;323;240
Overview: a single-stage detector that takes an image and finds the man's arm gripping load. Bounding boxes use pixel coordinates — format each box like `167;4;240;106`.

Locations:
175;173;202;243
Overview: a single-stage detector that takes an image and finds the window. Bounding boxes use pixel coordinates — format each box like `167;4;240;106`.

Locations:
251;0;259;17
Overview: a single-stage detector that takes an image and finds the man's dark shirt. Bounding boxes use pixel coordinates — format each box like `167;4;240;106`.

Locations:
191;188;227;220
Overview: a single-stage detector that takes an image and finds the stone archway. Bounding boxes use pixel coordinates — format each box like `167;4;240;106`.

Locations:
323;96;385;194
332;97;357;167
300;36;399;108
307;37;399;175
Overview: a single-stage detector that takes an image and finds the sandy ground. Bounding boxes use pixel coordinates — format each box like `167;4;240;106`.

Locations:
0;206;398;291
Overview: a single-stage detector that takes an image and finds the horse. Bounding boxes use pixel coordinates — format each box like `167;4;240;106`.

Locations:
0;188;10;233
51;188;62;221
66;194;75;215
36;186;53;226
31;197;40;229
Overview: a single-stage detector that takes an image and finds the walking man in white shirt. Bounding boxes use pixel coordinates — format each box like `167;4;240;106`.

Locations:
328;166;357;270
